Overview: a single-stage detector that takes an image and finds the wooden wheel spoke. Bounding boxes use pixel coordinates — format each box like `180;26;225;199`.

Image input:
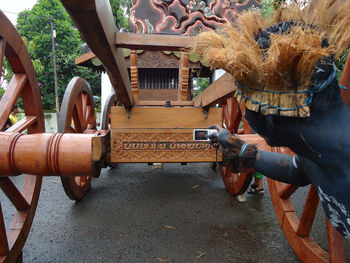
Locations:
0;203;9;256
80;176;87;185
72;104;83;132
296;185;320;237
86;104;93;125
0;177;30;211
222;104;228;127
69;125;78;133
224;97;241;132
279;184;299;199
81;93;88;128
74;94;84;126
0;38;6;80
5;116;37;133
0;73;27;130
239;104;250;134
326;218;346;262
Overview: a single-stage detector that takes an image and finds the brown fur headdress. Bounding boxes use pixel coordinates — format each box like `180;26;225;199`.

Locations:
192;0;350;117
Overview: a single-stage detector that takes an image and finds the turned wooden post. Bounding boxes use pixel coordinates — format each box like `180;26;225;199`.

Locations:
130;49;139;101
178;52;189;101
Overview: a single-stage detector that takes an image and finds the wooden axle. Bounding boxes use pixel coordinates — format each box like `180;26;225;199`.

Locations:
0;132;97;177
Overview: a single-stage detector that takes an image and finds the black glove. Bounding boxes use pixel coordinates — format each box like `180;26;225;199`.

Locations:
208;124;257;172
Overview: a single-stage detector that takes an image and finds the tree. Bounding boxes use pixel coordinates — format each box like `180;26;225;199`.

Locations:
1;37;44;106
193;77;210;97
16;0;101;110
109;0;132;31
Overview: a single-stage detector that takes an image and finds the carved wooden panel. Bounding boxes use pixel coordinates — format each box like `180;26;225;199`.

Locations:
137;51;180;68
111;128;222;162
130;0;261;35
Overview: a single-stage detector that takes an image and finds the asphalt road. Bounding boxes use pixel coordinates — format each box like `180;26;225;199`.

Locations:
6;163;350;262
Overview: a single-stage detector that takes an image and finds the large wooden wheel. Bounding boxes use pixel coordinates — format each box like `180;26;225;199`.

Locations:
58;77;96;201
0;11;45;262
101;92;117;130
101;92;117;168
219;96;253;195
267;147;346;263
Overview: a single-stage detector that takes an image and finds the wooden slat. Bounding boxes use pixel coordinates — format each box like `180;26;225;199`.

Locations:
0;177;30;211
61;0;134;107
74;50;96;65
111;107;222;129
5;116;37;133
296;185;319;237
116;32;194;51
136;100;194;106
279;184;299;200
0;73;27;130
0;203;9;256
194;73;236;107
326;217;346;263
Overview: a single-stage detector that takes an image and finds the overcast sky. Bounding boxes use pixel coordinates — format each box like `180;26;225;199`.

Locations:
0;0;37;25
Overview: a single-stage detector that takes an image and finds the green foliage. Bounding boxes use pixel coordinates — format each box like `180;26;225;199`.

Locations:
16;0;101;110
0;87;4;99
336;49;349;81
109;0;132;31
1;37;44;85
261;0;274;18
193;78;210;97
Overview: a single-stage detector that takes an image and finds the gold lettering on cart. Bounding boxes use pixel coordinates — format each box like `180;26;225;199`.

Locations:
111;130;221;162
123;142;211;151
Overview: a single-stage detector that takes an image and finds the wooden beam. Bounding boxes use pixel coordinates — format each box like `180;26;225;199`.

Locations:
136;100;194;106
111;107;222;129
116;32;194;51
194;73;236;107
74;50;95;65
61;0;134;107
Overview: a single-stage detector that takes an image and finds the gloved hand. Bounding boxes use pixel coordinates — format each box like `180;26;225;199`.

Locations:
208;124;257;172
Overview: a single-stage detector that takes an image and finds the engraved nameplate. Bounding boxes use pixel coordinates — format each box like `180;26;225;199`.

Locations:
111;129;222;163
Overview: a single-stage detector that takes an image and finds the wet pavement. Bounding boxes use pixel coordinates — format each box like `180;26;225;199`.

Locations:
9;163;350;262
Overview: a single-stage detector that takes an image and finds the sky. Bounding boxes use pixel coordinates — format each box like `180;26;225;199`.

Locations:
0;0;37;25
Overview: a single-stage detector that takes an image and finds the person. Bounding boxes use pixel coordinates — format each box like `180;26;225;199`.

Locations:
247;172;264;195
193;0;350;239
1;118;12;131
9;104;19;125
93;96;100;127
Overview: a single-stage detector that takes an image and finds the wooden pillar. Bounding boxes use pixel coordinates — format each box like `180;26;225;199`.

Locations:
130;50;139;101
178;52;190;101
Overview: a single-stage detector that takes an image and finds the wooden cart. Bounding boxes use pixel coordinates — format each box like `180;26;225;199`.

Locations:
0;0;349;262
